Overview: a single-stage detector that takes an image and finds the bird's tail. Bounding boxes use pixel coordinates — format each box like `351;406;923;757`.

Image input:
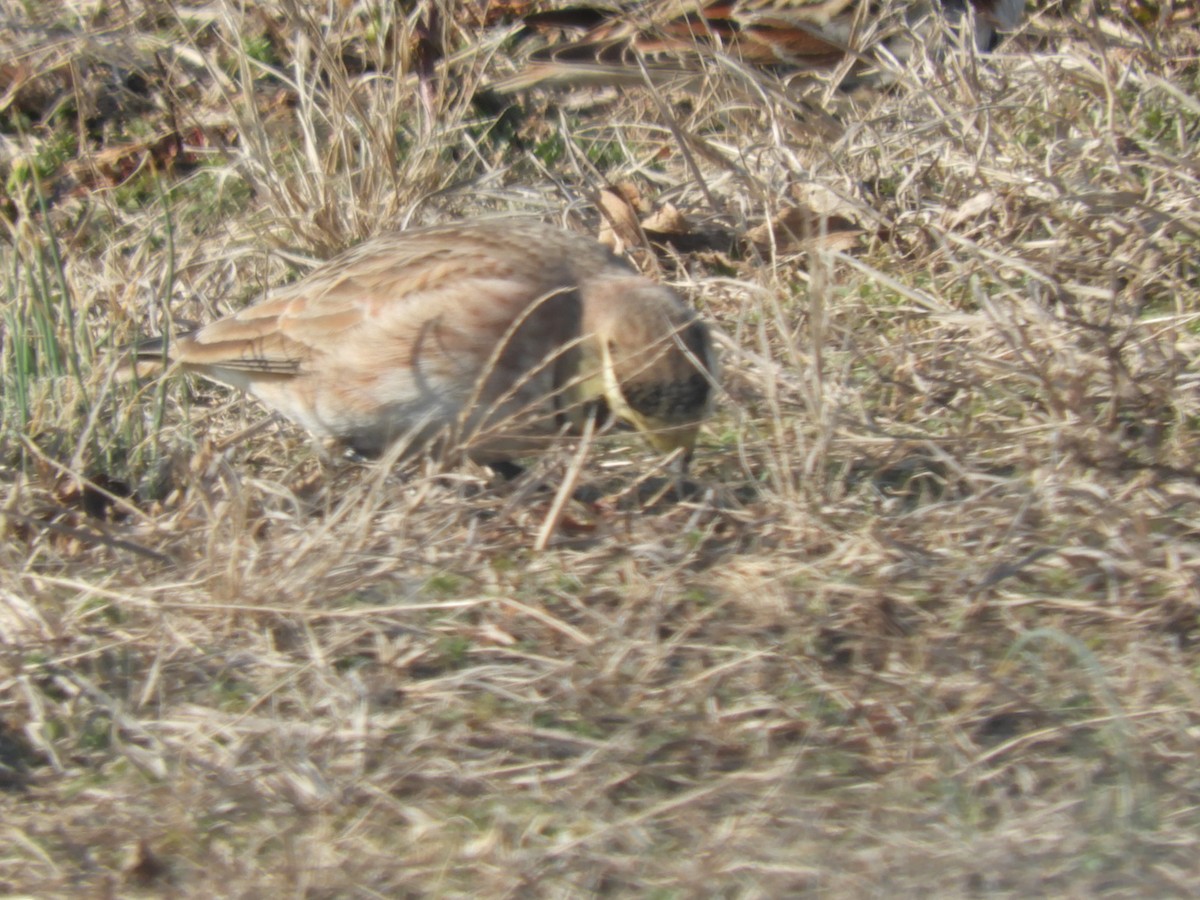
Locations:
115;334;177;382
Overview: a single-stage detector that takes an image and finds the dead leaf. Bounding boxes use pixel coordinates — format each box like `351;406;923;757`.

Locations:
942;191;996;230
746;205;862;254
597;184;644;252
641;202;689;236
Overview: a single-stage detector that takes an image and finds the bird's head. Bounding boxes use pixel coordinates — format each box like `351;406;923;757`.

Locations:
568;277;715;458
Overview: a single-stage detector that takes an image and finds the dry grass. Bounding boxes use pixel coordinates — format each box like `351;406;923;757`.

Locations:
2;0;1200;895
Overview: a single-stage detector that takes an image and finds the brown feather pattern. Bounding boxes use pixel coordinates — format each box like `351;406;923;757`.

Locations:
139;220;716;461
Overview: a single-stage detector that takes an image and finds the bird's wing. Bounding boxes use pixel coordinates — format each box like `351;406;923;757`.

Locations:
172;223;601;379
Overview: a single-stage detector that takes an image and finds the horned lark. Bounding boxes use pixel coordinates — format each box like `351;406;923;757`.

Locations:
133;219;715;464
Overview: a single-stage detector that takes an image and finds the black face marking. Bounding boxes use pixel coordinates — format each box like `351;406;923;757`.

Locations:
622;371;710;422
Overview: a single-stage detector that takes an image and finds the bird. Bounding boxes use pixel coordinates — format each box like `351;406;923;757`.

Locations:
130;219;716;466
495;0;1026;91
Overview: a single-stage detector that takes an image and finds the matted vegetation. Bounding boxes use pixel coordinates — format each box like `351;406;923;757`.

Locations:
2;0;1200;895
